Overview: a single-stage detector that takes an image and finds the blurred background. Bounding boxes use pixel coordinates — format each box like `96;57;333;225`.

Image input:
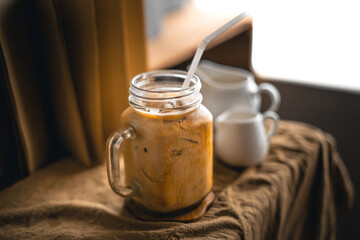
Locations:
144;0;360;92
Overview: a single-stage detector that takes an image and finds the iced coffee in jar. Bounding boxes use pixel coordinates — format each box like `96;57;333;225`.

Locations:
106;70;213;218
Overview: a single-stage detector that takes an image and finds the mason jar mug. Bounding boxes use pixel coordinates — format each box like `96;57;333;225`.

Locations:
106;70;213;215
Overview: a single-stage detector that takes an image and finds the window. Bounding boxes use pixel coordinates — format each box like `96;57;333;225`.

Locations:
144;0;360;93
251;0;360;93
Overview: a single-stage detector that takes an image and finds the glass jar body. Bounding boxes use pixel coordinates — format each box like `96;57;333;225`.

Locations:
121;104;212;213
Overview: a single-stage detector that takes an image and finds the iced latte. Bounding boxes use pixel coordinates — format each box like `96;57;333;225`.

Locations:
121;105;213;213
107;70;213;215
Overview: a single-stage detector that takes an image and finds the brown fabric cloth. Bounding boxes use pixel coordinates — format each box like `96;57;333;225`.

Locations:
0;121;354;239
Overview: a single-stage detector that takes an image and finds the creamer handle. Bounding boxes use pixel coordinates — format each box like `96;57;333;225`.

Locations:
263;111;279;141
259;83;281;112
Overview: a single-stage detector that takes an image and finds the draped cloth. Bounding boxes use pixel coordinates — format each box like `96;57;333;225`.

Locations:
0;121;354;239
0;0;147;184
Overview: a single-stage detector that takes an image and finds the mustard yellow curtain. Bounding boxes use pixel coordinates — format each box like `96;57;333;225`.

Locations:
0;0;147;187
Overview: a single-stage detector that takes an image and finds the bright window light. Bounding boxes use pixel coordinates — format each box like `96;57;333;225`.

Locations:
192;0;249;14
192;0;360;93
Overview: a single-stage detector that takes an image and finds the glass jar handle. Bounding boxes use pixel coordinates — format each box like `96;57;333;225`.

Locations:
106;126;137;198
